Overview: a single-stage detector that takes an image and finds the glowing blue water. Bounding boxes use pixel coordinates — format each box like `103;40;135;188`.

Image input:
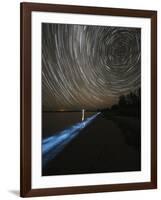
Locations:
42;112;100;167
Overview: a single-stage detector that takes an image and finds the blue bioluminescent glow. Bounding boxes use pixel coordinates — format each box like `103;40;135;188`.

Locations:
42;112;100;167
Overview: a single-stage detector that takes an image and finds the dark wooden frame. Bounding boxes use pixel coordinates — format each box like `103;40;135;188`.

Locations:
20;2;157;197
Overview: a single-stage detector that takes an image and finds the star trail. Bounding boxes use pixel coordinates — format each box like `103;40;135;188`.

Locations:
42;23;141;111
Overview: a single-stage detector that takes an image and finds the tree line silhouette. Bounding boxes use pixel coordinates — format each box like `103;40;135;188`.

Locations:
100;88;141;118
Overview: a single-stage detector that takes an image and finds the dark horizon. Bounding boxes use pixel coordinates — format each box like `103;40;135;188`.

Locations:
43;87;141;112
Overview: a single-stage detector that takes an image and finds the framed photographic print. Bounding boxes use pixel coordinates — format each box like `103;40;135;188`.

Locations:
20;2;157;197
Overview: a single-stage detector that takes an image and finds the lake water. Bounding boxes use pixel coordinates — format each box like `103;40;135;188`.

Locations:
42;111;96;139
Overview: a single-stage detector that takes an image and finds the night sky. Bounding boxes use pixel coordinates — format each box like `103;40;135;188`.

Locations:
42;23;141;111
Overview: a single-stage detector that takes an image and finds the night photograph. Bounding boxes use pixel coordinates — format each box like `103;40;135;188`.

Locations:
41;23;141;176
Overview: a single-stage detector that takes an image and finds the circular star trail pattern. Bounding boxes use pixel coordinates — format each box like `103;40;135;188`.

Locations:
42;23;141;111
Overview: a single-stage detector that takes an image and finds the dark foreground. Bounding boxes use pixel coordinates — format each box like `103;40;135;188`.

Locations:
42;113;141;176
